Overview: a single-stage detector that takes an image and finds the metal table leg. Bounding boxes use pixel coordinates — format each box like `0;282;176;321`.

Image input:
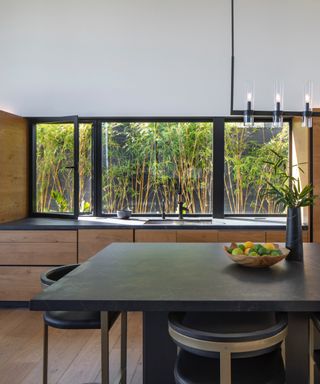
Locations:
101;311;109;384
286;312;310;384
143;312;176;384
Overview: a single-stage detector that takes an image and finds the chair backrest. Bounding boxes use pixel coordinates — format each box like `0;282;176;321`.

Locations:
40;264;79;289
168;312;288;359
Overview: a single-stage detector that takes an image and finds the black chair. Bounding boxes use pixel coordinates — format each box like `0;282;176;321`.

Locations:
40;264;127;384
168;312;288;384
309;313;320;384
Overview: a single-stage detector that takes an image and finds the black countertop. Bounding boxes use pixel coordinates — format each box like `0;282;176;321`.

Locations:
30;242;320;312
0;216;293;230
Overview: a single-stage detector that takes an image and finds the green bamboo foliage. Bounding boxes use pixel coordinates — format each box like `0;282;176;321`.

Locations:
36;121;291;216
224;122;289;214
36;123;92;213
102;122;213;214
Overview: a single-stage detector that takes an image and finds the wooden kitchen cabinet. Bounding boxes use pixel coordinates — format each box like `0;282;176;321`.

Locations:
78;229;134;262
0;266;49;301
0;230;77;265
135;230;176;243
266;230;309;243
217;230;266;243
0;230;77;301
176;230;218;242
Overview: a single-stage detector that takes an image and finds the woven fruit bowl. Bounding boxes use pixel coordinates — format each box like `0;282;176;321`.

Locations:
224;242;290;268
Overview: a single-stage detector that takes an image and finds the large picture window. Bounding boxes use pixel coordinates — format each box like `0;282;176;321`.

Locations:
101;122;213;214
31;118;292;218
224;122;289;214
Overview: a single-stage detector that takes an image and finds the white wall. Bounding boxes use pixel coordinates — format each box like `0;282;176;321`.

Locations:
234;0;320;111
0;0;319;117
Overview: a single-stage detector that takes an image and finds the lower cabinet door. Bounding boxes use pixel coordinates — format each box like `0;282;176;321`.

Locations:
134;230;176;243
78;229;134;262
217;231;266;243
176;230;218;242
0;266;50;301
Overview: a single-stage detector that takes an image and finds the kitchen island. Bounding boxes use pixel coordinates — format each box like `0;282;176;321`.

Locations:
30;242;320;383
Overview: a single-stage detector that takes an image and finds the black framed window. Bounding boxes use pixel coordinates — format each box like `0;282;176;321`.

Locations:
79;122;94;214
101;121;213;215
31;116;79;218
30;117;292;218
224;121;290;215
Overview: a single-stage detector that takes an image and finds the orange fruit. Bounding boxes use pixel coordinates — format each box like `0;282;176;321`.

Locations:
244;241;254;249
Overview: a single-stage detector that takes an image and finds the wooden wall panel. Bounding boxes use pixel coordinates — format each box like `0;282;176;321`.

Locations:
313;111;320;242
78;229;134;262
0;110;29;223
292;117;310;226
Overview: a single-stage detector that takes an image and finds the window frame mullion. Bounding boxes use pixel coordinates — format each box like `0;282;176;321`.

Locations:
212;117;225;218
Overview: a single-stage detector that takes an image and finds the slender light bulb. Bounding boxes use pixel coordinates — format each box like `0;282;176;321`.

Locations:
273;82;283;128
302;83;313;128
244;87;254;127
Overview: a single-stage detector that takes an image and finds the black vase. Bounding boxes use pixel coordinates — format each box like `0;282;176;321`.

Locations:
285;207;303;262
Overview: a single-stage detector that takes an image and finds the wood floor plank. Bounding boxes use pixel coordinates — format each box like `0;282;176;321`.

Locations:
0;309;143;384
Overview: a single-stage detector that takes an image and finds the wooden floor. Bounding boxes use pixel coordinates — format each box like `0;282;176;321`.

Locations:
0;309;142;384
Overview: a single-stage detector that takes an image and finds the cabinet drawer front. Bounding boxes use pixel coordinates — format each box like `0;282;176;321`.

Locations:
217;231;266;243
176;230;218;243
0;230;77;243
266;230;309;243
0;243;77;265
0;266;49;301
78;229;134;262
135;230;176;243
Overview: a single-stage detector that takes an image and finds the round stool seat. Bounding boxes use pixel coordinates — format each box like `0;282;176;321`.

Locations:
174;349;286;384
169;312;287;358
43;310;119;329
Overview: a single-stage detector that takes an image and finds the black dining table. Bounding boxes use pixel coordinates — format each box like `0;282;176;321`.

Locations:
30;242;320;384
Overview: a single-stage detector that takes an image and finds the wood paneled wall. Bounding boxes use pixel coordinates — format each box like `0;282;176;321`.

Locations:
312;110;320;242
292;117;310;225
0;110;29;223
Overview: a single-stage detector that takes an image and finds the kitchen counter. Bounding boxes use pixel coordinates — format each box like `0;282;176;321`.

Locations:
0;216;296;230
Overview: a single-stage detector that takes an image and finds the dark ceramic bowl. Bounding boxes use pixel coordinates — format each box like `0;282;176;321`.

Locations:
116;210;132;219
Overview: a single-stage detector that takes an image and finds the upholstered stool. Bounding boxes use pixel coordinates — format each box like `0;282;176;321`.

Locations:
41;264;127;384
168;312;287;384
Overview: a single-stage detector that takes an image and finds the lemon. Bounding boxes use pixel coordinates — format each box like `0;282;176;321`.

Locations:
244;241;254;249
264;243;276;250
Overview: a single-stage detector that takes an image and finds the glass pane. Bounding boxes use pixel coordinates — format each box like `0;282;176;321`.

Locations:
79;123;93;214
101;122;213;214
35;123;74;213
224;122;289;214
